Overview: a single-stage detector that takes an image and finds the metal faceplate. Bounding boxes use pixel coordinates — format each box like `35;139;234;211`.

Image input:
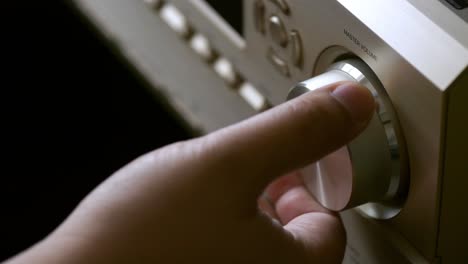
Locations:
70;0;468;263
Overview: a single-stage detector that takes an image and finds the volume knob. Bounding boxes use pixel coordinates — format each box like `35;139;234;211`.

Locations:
287;59;408;219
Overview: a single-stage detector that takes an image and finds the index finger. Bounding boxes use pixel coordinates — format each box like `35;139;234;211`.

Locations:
196;82;375;207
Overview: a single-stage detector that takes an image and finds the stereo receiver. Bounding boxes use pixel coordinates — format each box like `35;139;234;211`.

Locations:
70;1;468;262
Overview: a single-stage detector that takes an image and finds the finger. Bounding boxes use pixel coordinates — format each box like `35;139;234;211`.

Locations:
197;81;375;204
257;194;278;220
274;184;331;225
264;172;332;225
264;172;303;206
284;212;346;263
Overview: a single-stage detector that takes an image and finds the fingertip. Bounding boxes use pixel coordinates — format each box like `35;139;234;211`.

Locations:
285;213;346;263
264;172;303;205
330;82;375;124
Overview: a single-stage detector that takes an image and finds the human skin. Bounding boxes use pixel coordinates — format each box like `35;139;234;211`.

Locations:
6;81;375;264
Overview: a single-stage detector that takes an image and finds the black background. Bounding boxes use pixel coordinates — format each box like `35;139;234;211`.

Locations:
206;0;243;35
1;1;190;260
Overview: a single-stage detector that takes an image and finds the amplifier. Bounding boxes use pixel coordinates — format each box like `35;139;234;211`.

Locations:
70;1;468;262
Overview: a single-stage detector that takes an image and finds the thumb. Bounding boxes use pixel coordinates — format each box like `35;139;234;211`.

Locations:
195;81;375;206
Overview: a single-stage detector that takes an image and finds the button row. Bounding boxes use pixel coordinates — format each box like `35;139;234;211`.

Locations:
144;1;270;112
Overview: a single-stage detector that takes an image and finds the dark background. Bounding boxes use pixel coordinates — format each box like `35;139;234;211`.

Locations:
1;1;191;260
207;0;243;36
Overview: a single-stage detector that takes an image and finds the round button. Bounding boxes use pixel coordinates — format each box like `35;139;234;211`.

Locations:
287;59;408;219
269;15;288;47
267;48;290;77
289;30;303;67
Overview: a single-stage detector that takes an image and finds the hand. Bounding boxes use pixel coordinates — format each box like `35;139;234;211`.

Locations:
7;82;375;264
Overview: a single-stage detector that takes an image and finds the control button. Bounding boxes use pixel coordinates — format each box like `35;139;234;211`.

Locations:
268;48;290;76
238;82;269;111
190;33;217;63
213;57;242;88
446;0;468;9
289;30;303;68
269;16;288;47
254;0;266;34
269;0;290;15
160;4;193;39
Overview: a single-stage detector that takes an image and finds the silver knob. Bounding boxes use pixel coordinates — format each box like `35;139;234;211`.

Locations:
287;59;408;219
